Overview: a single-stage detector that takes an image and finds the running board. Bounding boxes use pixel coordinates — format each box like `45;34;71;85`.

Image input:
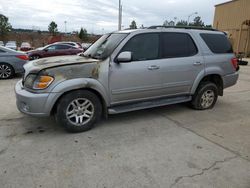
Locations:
108;96;192;114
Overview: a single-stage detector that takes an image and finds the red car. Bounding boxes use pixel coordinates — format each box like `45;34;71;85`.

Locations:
27;44;83;60
20;42;33;52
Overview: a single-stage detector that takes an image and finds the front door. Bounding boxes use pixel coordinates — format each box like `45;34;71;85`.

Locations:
109;33;163;104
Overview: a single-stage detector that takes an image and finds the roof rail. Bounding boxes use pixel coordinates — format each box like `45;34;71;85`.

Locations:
147;25;219;31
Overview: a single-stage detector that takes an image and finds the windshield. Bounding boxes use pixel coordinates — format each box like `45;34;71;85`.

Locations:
83;33;128;60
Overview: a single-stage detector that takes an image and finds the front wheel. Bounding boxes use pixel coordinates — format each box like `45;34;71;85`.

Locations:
30;55;40;60
191;82;218;110
56;90;102;133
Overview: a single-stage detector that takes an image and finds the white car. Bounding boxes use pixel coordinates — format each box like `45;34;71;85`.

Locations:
82;43;92;50
5;41;17;50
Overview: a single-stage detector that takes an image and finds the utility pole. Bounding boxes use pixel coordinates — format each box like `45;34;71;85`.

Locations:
118;0;122;30
64;21;67;33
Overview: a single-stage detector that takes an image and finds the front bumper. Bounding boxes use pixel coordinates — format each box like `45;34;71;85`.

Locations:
15;80;51;117
223;72;239;89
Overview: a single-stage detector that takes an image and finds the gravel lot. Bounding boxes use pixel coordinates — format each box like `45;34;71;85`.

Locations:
0;64;250;188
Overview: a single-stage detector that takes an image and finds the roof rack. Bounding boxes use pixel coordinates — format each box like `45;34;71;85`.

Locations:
147;25;219;31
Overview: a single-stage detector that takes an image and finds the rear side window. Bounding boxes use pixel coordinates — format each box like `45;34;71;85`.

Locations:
200;33;233;54
121;33;159;61
161;33;198;58
57;45;72;50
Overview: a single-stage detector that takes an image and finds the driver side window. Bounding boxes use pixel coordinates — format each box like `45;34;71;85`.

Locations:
121;33;160;61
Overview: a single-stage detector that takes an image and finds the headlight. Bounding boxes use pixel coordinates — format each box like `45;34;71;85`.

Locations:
24;74;54;90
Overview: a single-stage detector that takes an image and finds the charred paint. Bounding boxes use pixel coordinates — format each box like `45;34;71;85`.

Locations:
91;62;101;79
45;62;99;81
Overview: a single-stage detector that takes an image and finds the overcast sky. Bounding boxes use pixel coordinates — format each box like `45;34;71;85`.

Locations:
0;0;227;34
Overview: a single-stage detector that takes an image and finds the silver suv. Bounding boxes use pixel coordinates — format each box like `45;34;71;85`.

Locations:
15;27;239;132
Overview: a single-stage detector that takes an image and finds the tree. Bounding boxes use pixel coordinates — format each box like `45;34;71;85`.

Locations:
176;20;188;26
48;21;58;36
79;27;88;41
0;14;12;40
163;20;169;26
140;24;145;29
189;16;204;27
129;20;137;29
163;20;175;26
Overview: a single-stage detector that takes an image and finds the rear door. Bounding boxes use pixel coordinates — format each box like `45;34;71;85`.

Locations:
158;32;205;96
56;45;73;55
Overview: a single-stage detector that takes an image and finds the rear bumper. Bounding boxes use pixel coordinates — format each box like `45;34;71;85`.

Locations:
223;72;239;89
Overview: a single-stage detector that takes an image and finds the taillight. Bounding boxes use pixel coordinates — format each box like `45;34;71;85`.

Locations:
231;58;238;70
16;55;29;61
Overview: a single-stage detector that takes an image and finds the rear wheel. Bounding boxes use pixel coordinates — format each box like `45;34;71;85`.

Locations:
56;90;102;133
0;63;14;79
191;82;218;110
30;55;40;60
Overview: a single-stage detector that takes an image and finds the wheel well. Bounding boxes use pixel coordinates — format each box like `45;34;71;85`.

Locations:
51;88;107;118
199;74;223;96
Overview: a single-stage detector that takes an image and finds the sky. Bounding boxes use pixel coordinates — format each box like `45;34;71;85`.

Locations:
0;0;227;34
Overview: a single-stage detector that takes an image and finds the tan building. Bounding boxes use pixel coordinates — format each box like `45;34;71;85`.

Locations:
213;0;250;56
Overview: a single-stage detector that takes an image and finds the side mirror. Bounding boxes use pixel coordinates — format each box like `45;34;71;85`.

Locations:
44;48;48;52
116;51;132;63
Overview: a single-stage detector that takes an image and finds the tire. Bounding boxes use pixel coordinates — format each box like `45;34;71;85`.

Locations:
0;63;15;79
56;90;102;133
238;60;248;66
30;55;40;60
191;82;218;110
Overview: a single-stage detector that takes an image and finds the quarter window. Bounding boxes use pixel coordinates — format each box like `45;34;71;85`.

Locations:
161;33;198;58
200;33;233;54
121;33;159;61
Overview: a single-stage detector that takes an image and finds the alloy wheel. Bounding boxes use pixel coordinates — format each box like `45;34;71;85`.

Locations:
66;98;94;126
200;90;215;108
0;64;12;79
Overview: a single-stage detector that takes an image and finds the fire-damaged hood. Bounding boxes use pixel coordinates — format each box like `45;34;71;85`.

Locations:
23;55;100;79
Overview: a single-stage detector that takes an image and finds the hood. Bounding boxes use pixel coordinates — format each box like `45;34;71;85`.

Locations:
23;55;100;78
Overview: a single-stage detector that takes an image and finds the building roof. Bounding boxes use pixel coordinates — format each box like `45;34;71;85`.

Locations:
215;0;238;7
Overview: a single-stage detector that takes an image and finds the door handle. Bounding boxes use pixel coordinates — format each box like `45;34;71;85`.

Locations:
193;62;202;66
148;65;160;70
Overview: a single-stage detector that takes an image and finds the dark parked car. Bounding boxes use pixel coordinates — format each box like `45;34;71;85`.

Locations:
20;42;32;52
0;46;29;79
27;44;83;60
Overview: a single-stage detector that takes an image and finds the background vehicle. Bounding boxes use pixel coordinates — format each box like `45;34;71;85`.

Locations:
82;43;92;50
20;42;32;51
0;46;29;79
0;41;4;46
53;41;83;49
5;41;17;50
27;44;83;60
16;27;239;132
